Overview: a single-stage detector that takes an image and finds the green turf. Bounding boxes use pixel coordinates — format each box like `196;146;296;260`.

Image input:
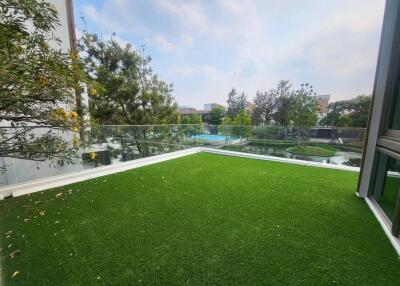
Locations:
1;153;399;285
287;145;337;157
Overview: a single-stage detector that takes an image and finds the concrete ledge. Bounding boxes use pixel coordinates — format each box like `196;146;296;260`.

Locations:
365;197;400;257
200;148;360;172
0;147;361;198
1;148;201;198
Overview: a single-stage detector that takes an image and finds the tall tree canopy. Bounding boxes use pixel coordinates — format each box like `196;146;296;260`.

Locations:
320;95;371;127
273;80;295;126
78;33;179;125
0;0;87;168
233;80;318;127
227;88;247;118
252;89;279;125
209;106;226;125
288;83;318;127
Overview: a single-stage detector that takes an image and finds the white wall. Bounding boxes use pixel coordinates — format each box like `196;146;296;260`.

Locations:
48;0;72;52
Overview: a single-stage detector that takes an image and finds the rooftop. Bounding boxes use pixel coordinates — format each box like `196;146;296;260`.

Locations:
1;153;399;285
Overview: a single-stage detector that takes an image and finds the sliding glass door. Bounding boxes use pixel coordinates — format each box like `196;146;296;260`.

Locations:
357;0;400;238
372;152;400;236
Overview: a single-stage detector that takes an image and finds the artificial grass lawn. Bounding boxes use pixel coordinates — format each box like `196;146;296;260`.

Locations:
1;153;400;285
286;145;337;157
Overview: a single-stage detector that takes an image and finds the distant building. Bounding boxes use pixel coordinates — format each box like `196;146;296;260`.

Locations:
178;106;196;114
315;95;330;119
204;103;224;111
179;106;214;123
245;101;255;113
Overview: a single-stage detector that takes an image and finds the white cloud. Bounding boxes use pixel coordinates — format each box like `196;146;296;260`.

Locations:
147;34;176;53
76;0;385;107
180;33;194;47
152;0;229;39
170;64;224;81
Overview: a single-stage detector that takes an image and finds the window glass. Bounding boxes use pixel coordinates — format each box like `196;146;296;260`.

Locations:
372;153;400;221
387;78;400;130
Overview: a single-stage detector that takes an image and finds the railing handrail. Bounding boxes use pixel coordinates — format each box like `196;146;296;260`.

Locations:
0;124;367;130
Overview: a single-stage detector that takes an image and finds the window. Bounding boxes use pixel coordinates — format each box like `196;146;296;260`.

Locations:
372;153;400;221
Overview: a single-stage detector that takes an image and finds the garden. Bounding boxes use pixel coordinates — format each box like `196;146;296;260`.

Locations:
1;153;399;285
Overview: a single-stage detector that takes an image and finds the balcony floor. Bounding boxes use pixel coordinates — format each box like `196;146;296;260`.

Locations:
1;153;399;285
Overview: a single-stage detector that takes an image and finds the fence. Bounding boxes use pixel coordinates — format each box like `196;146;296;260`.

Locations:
0;124;366;187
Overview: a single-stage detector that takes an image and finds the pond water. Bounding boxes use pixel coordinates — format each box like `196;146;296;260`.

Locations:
222;144;362;167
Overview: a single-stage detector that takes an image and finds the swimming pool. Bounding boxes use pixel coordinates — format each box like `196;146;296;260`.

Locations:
192;134;231;141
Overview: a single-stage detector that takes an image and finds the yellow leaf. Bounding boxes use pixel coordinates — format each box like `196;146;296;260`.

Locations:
90;87;97;96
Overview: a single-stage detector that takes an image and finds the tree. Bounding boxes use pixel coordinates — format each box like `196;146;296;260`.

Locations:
220;116;233;138
0;0;87;169
288;83;318;144
209;106;225;125
78;32;179;155
346;95;371;127
227;88;247;118
232;110;252;141
252;89;278;125
319;95;371;127
288;83;318;127
79;33;178;125
181;114;204;142
273;80;295;126
319;105;348;127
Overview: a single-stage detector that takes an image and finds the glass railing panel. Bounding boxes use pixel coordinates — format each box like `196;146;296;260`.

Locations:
0;124;206;188
0;124;367;188
212;125;366;168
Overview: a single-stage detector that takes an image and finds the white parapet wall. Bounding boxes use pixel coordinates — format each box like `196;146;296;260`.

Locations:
1;148;201;198
0;147;361;198
200;147;360;172
365;198;400;256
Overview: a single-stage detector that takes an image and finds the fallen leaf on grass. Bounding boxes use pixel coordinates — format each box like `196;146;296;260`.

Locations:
24;218;30;223
11;271;19;279
54;220;60;224
9;249;21;259
39;211;45;216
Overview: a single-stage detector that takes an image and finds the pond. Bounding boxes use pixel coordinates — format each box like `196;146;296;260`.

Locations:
221;143;362;167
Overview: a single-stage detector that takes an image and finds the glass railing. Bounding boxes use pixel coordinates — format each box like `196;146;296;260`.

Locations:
209;125;366;167
0;124;366;188
0;124;206;187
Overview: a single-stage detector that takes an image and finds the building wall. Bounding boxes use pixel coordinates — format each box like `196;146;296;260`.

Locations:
315;95;330;114
49;0;73;51
0;1;81;186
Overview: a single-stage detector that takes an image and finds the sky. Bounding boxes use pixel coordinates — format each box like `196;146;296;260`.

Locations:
73;0;385;109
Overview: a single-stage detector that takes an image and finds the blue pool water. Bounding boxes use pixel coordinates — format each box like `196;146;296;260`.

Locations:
192;134;231;141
